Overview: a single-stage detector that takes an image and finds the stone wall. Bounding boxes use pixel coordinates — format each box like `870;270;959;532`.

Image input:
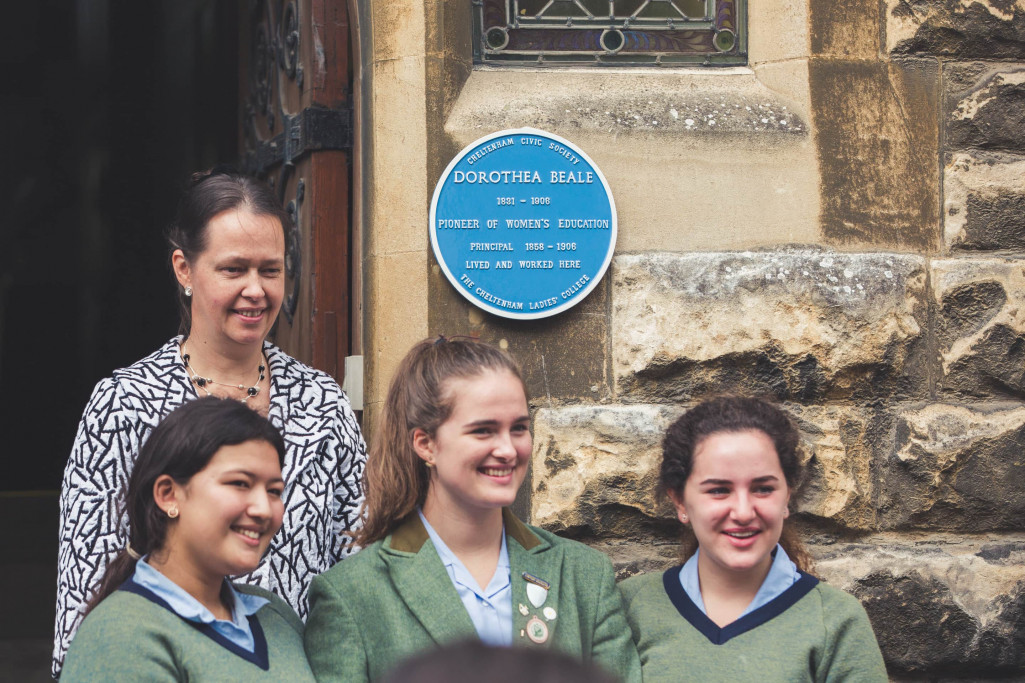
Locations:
362;0;1025;678
531;250;1025;678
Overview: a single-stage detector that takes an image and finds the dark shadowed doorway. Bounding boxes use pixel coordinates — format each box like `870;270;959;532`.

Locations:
1;1;355;677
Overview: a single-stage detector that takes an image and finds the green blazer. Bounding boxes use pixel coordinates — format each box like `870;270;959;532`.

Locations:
304;510;641;682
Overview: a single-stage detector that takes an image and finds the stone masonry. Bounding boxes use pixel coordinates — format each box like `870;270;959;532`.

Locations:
532;249;1025;678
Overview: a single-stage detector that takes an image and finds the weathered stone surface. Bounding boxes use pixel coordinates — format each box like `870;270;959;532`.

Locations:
445;69;823;254
944;151;1025;250
445;70;808;139
810;58;939;249
809;0;881;59
876;403;1025;531
946;63;1025;153
612;251;929;402
816;535;1025;676
593;538;680;580
530;404;680;539
886;0;1025;58
787;404;879;530
932;259;1025;398
530;403;881;536
428;259;610;401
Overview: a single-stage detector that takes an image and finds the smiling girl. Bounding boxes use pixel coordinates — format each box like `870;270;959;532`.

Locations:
303;337;640;682
61;397;315;681
621;396;886;682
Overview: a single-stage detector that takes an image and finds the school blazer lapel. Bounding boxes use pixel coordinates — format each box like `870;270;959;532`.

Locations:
381;515;478;644
505;510;562;649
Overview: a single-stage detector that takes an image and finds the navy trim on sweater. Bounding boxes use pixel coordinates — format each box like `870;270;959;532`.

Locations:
119;579;270;670
661;565;820;645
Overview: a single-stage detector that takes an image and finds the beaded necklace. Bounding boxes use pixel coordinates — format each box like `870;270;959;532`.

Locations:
181;341;266;404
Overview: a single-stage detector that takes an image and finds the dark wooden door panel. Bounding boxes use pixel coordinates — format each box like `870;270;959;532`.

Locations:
239;0;353;381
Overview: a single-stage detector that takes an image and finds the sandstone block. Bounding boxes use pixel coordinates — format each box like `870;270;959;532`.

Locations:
945;63;1025;153
809;0;880;59
944;151;1025;251
787;404;878;530
530;404;679;538
428;260;610;401
886;0;1025;59
816;535;1025;676
932;258;1025;398
876;403;1025;531
612;252;928;402
809;58;939;249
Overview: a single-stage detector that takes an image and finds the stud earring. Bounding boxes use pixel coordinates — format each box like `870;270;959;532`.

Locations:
167;504;179;519
680;514;688;523
184;286;193;297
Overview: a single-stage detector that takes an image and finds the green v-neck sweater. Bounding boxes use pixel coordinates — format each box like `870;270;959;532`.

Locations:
621;569;887;682
60;583;315;682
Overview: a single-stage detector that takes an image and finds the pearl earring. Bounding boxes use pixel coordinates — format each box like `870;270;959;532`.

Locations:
184;286;193;297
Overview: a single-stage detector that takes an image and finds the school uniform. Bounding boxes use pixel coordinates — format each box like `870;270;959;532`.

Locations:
304;509;641;682
62;577;315;682
621;547;887;682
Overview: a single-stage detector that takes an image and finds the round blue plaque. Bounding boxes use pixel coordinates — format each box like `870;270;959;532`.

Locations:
430;128;617;320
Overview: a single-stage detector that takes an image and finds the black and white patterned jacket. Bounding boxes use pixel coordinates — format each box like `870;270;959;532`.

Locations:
53;337;366;677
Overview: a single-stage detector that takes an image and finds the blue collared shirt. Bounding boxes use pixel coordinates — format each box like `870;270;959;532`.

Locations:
133;558;269;652
418;509;513;646
678;544;800;619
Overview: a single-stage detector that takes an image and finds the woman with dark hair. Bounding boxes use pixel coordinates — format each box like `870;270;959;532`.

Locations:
303;337;640;683
61;397;314;680
621;396;886;681
54;170;366;676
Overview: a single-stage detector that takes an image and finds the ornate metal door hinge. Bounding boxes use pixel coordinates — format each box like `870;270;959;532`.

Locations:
245;104;353;175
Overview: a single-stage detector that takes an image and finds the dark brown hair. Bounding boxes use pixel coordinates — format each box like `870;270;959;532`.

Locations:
355;337;526;547
84;397;286;614
166;169;291;335
659;395;812;571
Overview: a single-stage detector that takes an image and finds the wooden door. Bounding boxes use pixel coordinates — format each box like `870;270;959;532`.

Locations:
239;0;356;381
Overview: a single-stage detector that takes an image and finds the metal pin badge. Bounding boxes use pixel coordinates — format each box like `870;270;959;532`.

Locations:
525;616;549;644
522;572;550;608
543;606;557;621
519;603;529;616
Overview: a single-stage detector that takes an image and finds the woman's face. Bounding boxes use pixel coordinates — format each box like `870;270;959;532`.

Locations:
161;439;285;584
414;369;531;519
173;208;285;349
670;429;790;582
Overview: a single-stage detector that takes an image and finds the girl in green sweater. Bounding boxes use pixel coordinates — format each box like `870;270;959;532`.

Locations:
61;397;315;681
621;396;887;682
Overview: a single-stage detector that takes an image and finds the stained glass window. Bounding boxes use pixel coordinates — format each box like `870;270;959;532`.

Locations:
473;0;746;66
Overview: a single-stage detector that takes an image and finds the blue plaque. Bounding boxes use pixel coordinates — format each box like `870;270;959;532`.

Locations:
430;128;617;320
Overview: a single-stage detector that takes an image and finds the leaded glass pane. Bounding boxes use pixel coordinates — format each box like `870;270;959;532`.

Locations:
474;0;746;66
